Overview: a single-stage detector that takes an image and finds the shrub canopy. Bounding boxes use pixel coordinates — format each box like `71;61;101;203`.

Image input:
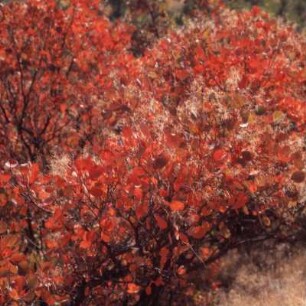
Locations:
0;1;305;305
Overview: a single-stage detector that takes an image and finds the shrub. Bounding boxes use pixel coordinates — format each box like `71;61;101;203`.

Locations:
0;1;305;305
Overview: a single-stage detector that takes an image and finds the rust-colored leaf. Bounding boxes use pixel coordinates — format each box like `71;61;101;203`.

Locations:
233;192;248;209
160;246;169;268
45;208;63;230
29;163;40;184
188;222;211;239
213;149;227;162
136;202;148;220
127;283;140;294
133;187;143;200
154;214;168;230
89;187;104;197
9;289;20;301
169;200;185;212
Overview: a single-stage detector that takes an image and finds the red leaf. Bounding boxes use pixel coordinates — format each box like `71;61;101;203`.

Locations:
133;187;143;200
169;200;185;212
213;149;227;162
154;214;168;230
179;232;189;244
100;233;111;243
88;165;104;180
45;239;58;249
75;158;94;172
9;289;19;301
80;231;96;249
136;202;148;220
177;266;186;275
80;240;91;249
160;246;169;268
145;285;152;295
10;253;25;264
59;103;67;113
175;69;189;81
45;208;63;230
29;163;39;184
188;222;211;239
89;187;104;197
127;283;140;294
0;174;10;183
238;75;249;89
233;192;248;209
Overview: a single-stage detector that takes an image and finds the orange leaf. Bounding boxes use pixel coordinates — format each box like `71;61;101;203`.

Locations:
177;266;186;275
179;232;189;244
4;235;19;248
45;239;58;249
9;289;19;301
127;283;140;294
169;200;185;212
100;217;116;231
10;253;25;264
200;247;212;260
80;239;91;249
100;232;111;243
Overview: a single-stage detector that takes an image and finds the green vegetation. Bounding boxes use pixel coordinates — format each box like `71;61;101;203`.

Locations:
226;0;306;30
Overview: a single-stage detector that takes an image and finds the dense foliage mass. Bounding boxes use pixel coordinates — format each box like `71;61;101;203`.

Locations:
0;0;305;305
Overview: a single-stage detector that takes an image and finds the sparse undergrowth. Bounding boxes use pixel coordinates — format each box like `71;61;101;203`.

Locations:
215;242;306;306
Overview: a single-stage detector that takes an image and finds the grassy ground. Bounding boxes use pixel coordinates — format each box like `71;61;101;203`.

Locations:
214;242;306;306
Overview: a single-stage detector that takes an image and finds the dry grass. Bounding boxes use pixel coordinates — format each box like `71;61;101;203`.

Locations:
49;154;71;176
216;244;306;306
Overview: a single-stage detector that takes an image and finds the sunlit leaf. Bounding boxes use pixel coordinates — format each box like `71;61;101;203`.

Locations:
169;200;185;212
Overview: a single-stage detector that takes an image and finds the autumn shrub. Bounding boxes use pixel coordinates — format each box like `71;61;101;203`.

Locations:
0;1;305;305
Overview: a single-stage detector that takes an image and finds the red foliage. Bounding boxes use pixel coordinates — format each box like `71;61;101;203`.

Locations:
0;0;136;165
0;1;305;305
